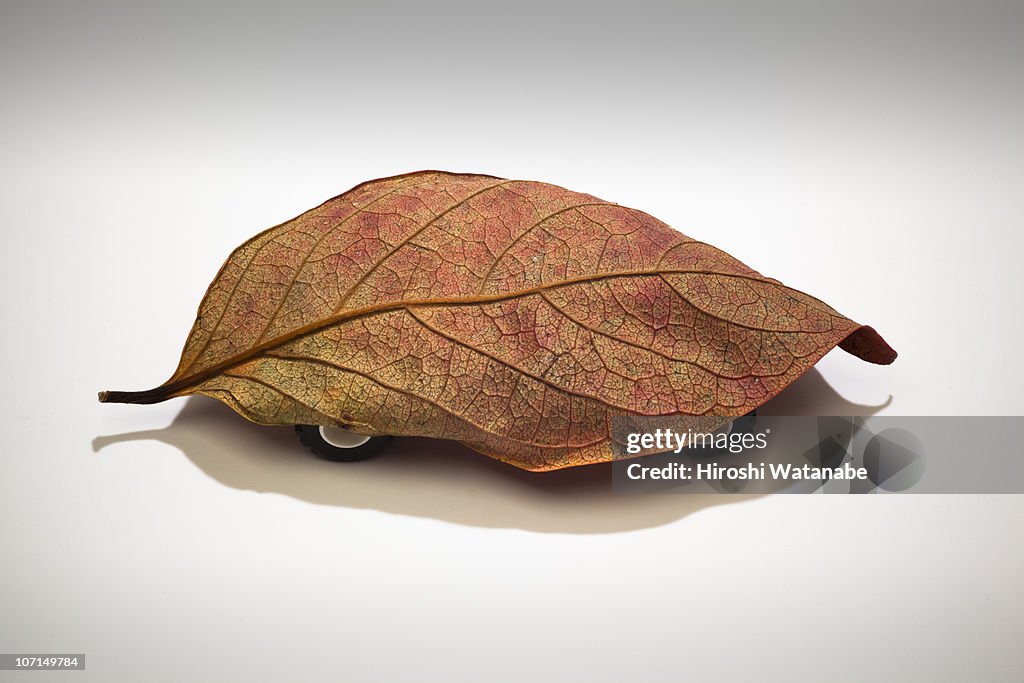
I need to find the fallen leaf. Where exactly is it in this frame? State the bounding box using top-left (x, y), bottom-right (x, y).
top-left (100, 171), bottom-right (896, 471)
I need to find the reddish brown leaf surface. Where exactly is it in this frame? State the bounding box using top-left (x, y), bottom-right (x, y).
top-left (100, 171), bottom-right (896, 471)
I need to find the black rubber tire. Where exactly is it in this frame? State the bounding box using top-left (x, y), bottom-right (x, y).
top-left (674, 410), bottom-right (758, 457)
top-left (729, 410), bottom-right (758, 436)
top-left (294, 425), bottom-right (392, 462)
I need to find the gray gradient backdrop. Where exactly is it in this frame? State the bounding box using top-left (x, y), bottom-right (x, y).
top-left (2, 1), bottom-right (1023, 682)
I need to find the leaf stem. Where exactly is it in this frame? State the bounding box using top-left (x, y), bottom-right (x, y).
top-left (97, 387), bottom-right (173, 404)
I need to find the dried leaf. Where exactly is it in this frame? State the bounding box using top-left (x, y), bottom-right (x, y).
top-left (100, 171), bottom-right (896, 471)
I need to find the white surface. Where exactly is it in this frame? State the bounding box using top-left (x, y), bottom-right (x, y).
top-left (2, 1), bottom-right (1023, 681)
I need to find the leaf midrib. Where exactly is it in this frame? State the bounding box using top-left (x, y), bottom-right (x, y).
top-left (151, 267), bottom-right (845, 401)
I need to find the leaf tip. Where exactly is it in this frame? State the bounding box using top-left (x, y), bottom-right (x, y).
top-left (840, 326), bottom-right (897, 365)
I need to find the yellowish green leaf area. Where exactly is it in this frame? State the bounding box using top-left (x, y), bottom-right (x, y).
top-left (100, 171), bottom-right (896, 471)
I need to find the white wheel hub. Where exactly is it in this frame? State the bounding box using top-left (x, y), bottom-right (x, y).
top-left (319, 426), bottom-right (371, 449)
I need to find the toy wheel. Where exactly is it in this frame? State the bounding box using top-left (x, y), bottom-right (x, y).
top-left (726, 410), bottom-right (757, 435)
top-left (295, 425), bottom-right (392, 462)
top-left (675, 410), bottom-right (758, 457)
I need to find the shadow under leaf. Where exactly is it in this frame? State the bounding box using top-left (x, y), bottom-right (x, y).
top-left (92, 368), bottom-right (889, 533)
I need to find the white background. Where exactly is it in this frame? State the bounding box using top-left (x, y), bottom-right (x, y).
top-left (2, 1), bottom-right (1022, 681)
